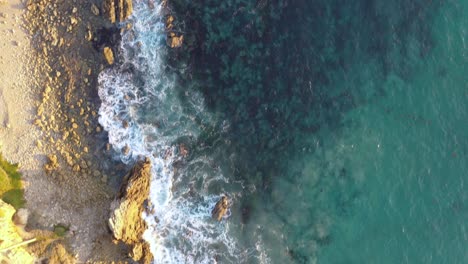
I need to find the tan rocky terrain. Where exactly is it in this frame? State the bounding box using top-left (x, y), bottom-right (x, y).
top-left (0, 0), bottom-right (146, 262)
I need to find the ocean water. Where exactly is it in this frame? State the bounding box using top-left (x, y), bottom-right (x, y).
top-left (98, 0), bottom-right (467, 263)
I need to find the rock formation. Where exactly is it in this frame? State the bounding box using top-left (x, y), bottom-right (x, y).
top-left (167, 34), bottom-right (184, 48)
top-left (165, 15), bottom-right (184, 48)
top-left (103, 47), bottom-right (114, 65)
top-left (102, 0), bottom-right (133, 23)
top-left (211, 196), bottom-right (229, 221)
top-left (108, 158), bottom-right (153, 264)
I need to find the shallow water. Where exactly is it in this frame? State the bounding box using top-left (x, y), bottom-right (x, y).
top-left (98, 0), bottom-right (467, 263)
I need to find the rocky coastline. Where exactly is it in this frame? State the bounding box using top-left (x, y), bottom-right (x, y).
top-left (0, 0), bottom-right (155, 262)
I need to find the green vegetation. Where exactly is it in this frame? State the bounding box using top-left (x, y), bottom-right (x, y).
top-left (0, 153), bottom-right (25, 209)
top-left (53, 224), bottom-right (69, 237)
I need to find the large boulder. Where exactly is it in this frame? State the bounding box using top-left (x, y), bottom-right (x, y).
top-left (211, 196), bottom-right (229, 221)
top-left (108, 158), bottom-right (152, 264)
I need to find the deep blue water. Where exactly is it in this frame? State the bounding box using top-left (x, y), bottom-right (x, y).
top-left (98, 0), bottom-right (467, 263)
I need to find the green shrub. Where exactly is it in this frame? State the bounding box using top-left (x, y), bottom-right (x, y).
top-left (0, 153), bottom-right (25, 209)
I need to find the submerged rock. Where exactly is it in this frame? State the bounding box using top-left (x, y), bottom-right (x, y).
top-left (91, 3), bottom-right (100, 16)
top-left (108, 158), bottom-right (153, 264)
top-left (211, 196), bottom-right (229, 221)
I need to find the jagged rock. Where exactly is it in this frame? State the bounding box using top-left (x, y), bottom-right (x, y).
top-left (167, 35), bottom-right (184, 48)
top-left (102, 0), bottom-right (133, 23)
top-left (102, 0), bottom-right (116, 23)
top-left (109, 158), bottom-right (153, 263)
top-left (44, 154), bottom-right (59, 172)
top-left (118, 0), bottom-right (133, 22)
top-left (211, 196), bottom-right (229, 221)
top-left (103, 47), bottom-right (114, 65)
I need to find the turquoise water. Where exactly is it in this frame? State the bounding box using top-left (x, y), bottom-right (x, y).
top-left (317, 3), bottom-right (468, 262)
top-left (98, 0), bottom-right (467, 263)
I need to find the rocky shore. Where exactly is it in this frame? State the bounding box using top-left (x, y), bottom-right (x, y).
top-left (0, 0), bottom-right (154, 262)
top-left (109, 158), bottom-right (153, 264)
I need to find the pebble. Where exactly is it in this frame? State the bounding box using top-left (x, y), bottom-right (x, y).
top-left (91, 4), bottom-right (100, 16)
top-left (101, 175), bottom-right (108, 183)
top-left (73, 164), bottom-right (81, 172)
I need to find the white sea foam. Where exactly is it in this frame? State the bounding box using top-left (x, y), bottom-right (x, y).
top-left (97, 1), bottom-right (253, 263)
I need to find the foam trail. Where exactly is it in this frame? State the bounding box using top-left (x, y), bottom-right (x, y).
top-left (97, 1), bottom-right (262, 263)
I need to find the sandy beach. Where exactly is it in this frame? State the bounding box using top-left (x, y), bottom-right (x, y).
top-left (1, 0), bottom-right (133, 262)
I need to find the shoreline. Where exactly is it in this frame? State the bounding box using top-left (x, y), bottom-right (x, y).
top-left (1, 0), bottom-right (136, 262)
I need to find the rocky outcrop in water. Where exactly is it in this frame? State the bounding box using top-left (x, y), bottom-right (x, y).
top-left (102, 0), bottom-right (133, 23)
top-left (103, 47), bottom-right (114, 65)
top-left (108, 158), bottom-right (153, 264)
top-left (165, 15), bottom-right (184, 48)
top-left (211, 196), bottom-right (229, 221)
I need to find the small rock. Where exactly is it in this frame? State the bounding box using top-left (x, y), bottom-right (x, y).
top-left (73, 164), bottom-right (81, 172)
top-left (86, 29), bottom-right (93, 41)
top-left (13, 208), bottom-right (29, 226)
top-left (122, 145), bottom-right (130, 155)
top-left (102, 0), bottom-right (116, 23)
top-left (45, 154), bottom-right (59, 172)
top-left (93, 170), bottom-right (101, 177)
top-left (166, 16), bottom-right (174, 25)
top-left (80, 161), bottom-right (88, 169)
top-left (103, 47), bottom-right (114, 65)
top-left (211, 196), bottom-right (229, 221)
top-left (91, 4), bottom-right (100, 16)
top-left (167, 35), bottom-right (184, 48)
